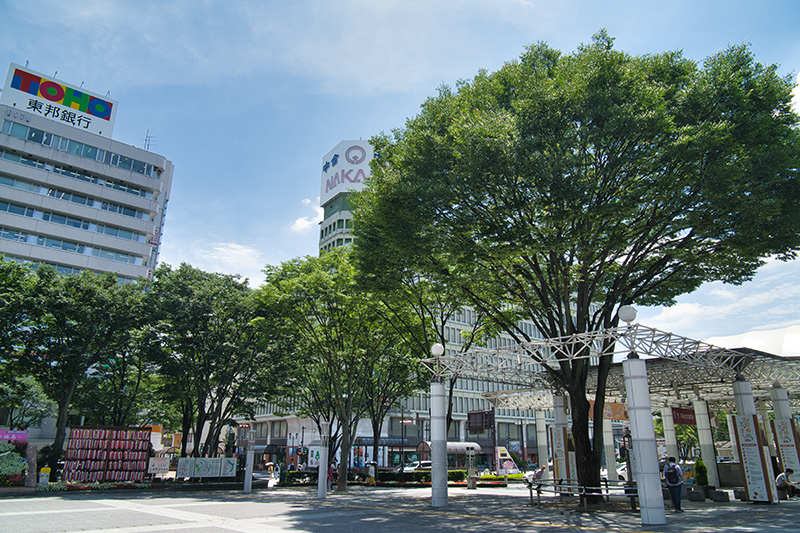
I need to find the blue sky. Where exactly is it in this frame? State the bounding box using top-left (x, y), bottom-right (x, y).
top-left (2, 0), bottom-right (799, 341)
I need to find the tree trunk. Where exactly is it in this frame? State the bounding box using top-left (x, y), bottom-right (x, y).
top-left (51, 377), bottom-right (78, 469)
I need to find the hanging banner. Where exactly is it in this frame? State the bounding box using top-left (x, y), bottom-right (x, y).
top-left (672, 407), bottom-right (697, 426)
top-left (589, 401), bottom-right (629, 421)
top-left (772, 418), bottom-right (800, 473)
top-left (733, 414), bottom-right (777, 503)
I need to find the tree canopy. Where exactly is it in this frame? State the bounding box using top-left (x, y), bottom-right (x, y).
top-left (353, 31), bottom-right (800, 488)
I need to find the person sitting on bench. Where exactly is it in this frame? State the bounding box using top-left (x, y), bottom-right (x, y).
top-left (777, 468), bottom-right (800, 499)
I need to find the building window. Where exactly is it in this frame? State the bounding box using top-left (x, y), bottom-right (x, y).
top-left (270, 420), bottom-right (287, 438)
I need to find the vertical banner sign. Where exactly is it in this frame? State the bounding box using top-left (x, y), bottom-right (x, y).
top-left (772, 419), bottom-right (800, 473)
top-left (733, 414), bottom-right (776, 503)
top-left (550, 426), bottom-right (570, 482)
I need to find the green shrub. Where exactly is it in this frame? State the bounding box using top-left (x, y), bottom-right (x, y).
top-left (695, 458), bottom-right (709, 486)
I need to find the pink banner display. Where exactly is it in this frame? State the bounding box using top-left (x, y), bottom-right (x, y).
top-left (734, 415), bottom-right (775, 503)
top-left (0, 430), bottom-right (27, 441)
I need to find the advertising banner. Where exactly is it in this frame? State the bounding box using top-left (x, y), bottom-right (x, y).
top-left (772, 418), bottom-right (800, 473)
top-left (219, 457), bottom-right (237, 477)
top-left (733, 414), bottom-right (777, 503)
top-left (176, 457), bottom-right (194, 478)
top-left (147, 457), bottom-right (170, 474)
top-left (193, 457), bottom-right (221, 478)
top-left (550, 426), bottom-right (570, 481)
top-left (1, 63), bottom-right (117, 137)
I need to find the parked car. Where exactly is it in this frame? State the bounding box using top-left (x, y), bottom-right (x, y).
top-left (601, 463), bottom-right (628, 482)
top-left (402, 461), bottom-right (431, 473)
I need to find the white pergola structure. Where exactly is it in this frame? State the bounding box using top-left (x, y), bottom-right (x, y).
top-left (421, 321), bottom-right (800, 525)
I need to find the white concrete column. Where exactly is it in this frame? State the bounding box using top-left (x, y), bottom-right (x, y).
top-left (535, 409), bottom-right (549, 478)
top-left (733, 377), bottom-right (756, 416)
top-left (623, 356), bottom-right (666, 526)
top-left (661, 407), bottom-right (680, 461)
top-left (521, 421), bottom-right (528, 463)
top-left (243, 430), bottom-right (255, 493)
top-left (726, 414), bottom-right (739, 462)
top-left (553, 393), bottom-right (568, 429)
top-left (693, 399), bottom-right (720, 488)
top-left (431, 380), bottom-right (448, 508)
top-left (758, 400), bottom-right (777, 459)
top-left (317, 422), bottom-right (329, 499)
top-left (603, 418), bottom-right (618, 480)
top-left (771, 384), bottom-right (792, 419)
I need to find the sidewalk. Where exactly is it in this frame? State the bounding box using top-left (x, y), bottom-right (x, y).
top-left (4, 482), bottom-right (800, 532)
top-left (295, 483), bottom-right (800, 532)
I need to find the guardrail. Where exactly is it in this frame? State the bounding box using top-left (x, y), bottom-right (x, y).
top-left (526, 479), bottom-right (638, 512)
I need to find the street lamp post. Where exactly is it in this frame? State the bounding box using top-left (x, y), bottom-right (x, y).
top-left (430, 342), bottom-right (447, 508)
top-left (317, 421), bottom-right (330, 499)
top-left (243, 428), bottom-right (255, 493)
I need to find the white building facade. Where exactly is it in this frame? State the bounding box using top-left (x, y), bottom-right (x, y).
top-left (0, 63), bottom-right (172, 281)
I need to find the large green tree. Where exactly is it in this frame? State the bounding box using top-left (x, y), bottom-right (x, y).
top-left (257, 249), bottom-right (413, 490)
top-left (19, 267), bottom-right (136, 466)
top-left (353, 31), bottom-right (800, 490)
top-left (148, 263), bottom-right (290, 458)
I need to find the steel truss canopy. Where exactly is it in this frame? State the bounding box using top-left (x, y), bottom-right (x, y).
top-left (421, 324), bottom-right (800, 411)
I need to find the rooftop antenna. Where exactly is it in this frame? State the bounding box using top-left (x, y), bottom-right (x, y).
top-left (143, 129), bottom-right (156, 151)
top-left (25, 60), bottom-right (29, 67)
top-left (105, 91), bottom-right (110, 97)
top-left (80, 81), bottom-right (84, 88)
top-left (53, 71), bottom-right (57, 78)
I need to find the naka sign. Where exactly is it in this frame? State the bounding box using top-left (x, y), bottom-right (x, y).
top-left (320, 140), bottom-right (372, 205)
top-left (1, 63), bottom-right (118, 137)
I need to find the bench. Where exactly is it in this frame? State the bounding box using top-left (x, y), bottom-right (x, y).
top-left (526, 479), bottom-right (638, 512)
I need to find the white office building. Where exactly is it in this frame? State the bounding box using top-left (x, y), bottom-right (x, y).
top-left (0, 63), bottom-right (172, 281)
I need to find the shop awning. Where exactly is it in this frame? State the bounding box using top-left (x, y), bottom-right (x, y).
top-left (416, 441), bottom-right (483, 454)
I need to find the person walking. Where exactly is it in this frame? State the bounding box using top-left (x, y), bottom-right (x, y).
top-left (367, 462), bottom-right (377, 486)
top-left (663, 457), bottom-right (684, 512)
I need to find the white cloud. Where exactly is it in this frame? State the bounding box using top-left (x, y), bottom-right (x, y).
top-left (291, 199), bottom-right (323, 232)
top-left (197, 242), bottom-right (263, 272)
top-left (158, 241), bottom-right (265, 287)
top-left (637, 258), bottom-right (800, 340)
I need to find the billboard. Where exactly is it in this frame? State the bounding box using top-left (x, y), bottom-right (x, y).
top-left (1, 63), bottom-right (117, 137)
top-left (320, 140), bottom-right (372, 205)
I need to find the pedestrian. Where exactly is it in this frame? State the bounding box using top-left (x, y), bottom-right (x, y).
top-left (367, 462), bottom-right (376, 486)
top-left (327, 462), bottom-right (335, 491)
top-left (663, 457), bottom-right (684, 512)
top-left (776, 468), bottom-right (800, 499)
top-left (523, 464), bottom-right (547, 488)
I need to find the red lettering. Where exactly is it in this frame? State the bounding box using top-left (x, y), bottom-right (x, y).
top-left (11, 69), bottom-right (41, 94)
top-left (342, 169), bottom-right (354, 182)
top-left (354, 169), bottom-right (367, 183)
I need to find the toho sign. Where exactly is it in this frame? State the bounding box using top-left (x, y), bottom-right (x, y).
top-left (1, 63), bottom-right (117, 137)
top-left (320, 140), bottom-right (372, 205)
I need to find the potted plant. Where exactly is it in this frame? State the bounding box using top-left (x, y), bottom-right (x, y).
top-left (694, 458), bottom-right (713, 498)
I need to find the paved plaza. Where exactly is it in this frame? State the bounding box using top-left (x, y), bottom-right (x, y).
top-left (3, 484), bottom-right (800, 532)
